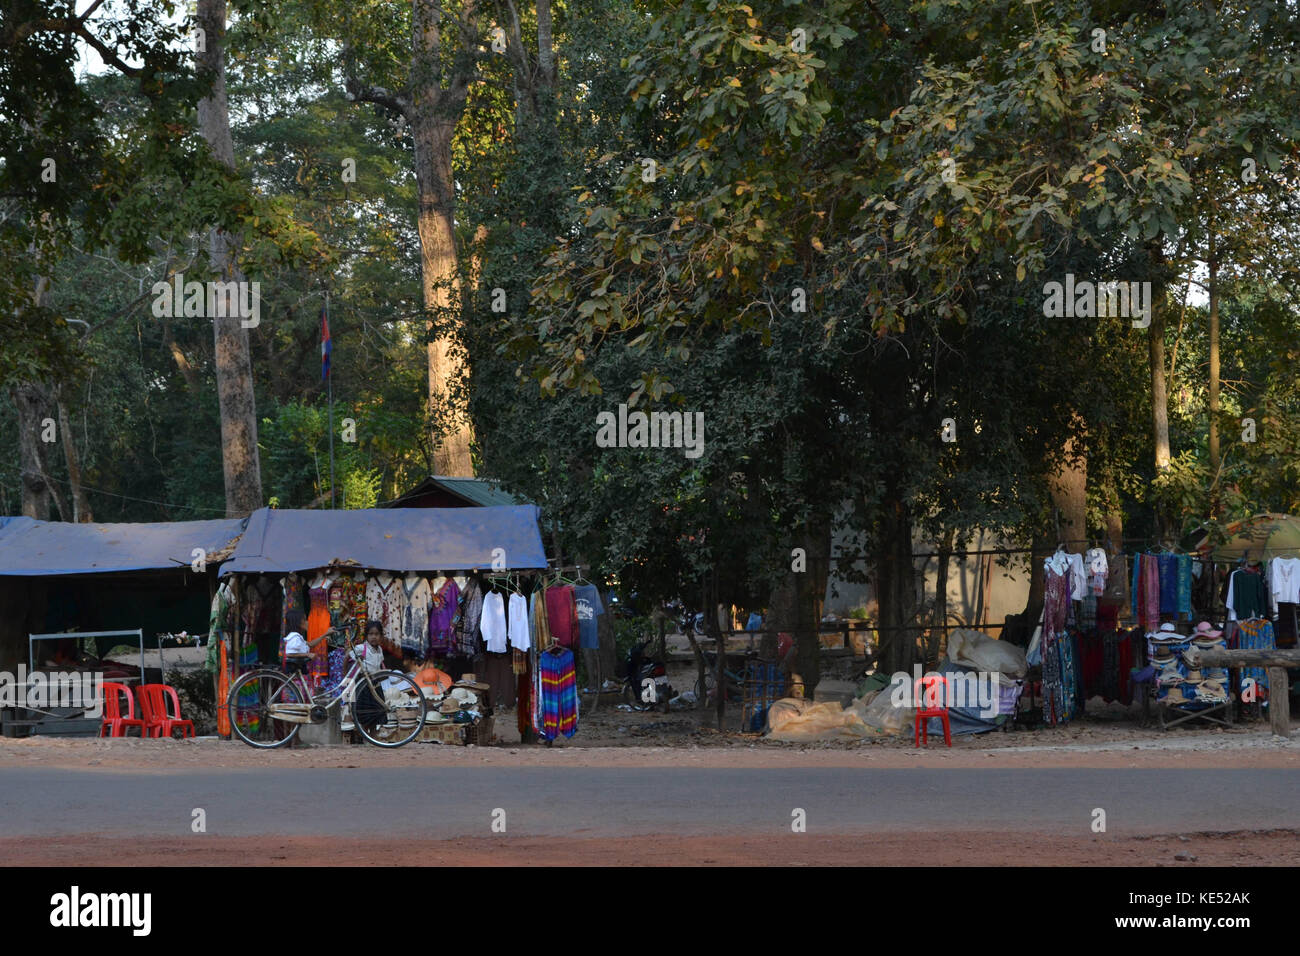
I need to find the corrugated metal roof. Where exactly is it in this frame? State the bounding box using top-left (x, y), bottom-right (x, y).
top-left (386, 476), bottom-right (525, 508)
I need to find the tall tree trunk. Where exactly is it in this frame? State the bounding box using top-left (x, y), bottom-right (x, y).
top-left (1149, 297), bottom-right (1171, 474)
top-left (1050, 416), bottom-right (1088, 553)
top-left (932, 528), bottom-right (954, 664)
top-left (198, 0), bottom-right (263, 516)
top-left (412, 1), bottom-right (475, 477)
top-left (876, 498), bottom-right (919, 677)
top-left (1207, 221), bottom-right (1221, 516)
top-left (12, 385), bottom-right (62, 520)
top-left (53, 386), bottom-right (92, 522)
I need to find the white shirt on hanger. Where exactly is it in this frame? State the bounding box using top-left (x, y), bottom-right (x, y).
top-left (1270, 557), bottom-right (1300, 607)
top-left (508, 592), bottom-right (530, 650)
top-left (480, 591), bottom-right (508, 653)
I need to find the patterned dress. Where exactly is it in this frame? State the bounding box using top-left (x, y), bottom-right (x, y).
top-left (1041, 564), bottom-right (1076, 725)
top-left (402, 574), bottom-right (432, 659)
top-left (366, 574), bottom-right (405, 657)
top-left (427, 578), bottom-right (460, 656)
top-left (307, 580), bottom-right (332, 689)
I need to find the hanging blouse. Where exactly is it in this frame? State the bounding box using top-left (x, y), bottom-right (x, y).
top-left (402, 574), bottom-right (433, 657)
top-left (428, 578), bottom-right (461, 655)
top-left (367, 572), bottom-right (406, 656)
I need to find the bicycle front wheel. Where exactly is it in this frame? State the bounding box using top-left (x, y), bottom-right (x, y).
top-left (227, 668), bottom-right (304, 749)
top-left (351, 670), bottom-right (427, 747)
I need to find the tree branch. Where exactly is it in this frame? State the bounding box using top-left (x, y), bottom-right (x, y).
top-left (344, 77), bottom-right (414, 121)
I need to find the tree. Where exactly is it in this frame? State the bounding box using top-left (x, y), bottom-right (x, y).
top-left (198, 0), bottom-right (264, 516)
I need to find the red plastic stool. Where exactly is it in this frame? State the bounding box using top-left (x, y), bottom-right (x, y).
top-left (914, 674), bottom-right (952, 747)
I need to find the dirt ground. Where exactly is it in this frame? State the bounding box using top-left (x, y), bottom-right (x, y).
top-left (0, 715), bottom-right (1297, 770)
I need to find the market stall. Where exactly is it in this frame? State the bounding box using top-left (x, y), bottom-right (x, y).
top-left (215, 504), bottom-right (593, 745)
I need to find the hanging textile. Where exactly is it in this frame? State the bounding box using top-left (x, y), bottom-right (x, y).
top-left (1157, 553), bottom-right (1178, 615)
top-left (452, 576), bottom-right (484, 657)
top-left (428, 577), bottom-right (460, 655)
top-left (516, 664), bottom-right (532, 737)
top-left (1041, 563), bottom-right (1075, 725)
top-left (402, 573), bottom-right (432, 658)
top-left (306, 576), bottom-right (333, 689)
top-left (1227, 567), bottom-right (1269, 622)
top-left (538, 646), bottom-right (578, 740)
top-left (1233, 617), bottom-right (1276, 697)
top-left (341, 572), bottom-right (368, 637)
top-left (508, 592), bottom-right (531, 650)
top-left (366, 572), bottom-right (405, 656)
top-left (544, 585), bottom-right (580, 648)
top-left (1175, 554), bottom-right (1192, 619)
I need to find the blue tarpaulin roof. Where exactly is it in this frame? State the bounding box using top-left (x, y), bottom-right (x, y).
top-left (0, 516), bottom-right (246, 576)
top-left (220, 505), bottom-right (548, 575)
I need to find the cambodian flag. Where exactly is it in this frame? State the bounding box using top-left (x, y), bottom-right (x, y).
top-left (320, 307), bottom-right (332, 381)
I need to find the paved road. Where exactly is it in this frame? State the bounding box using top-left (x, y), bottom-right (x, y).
top-left (2, 768), bottom-right (1296, 838)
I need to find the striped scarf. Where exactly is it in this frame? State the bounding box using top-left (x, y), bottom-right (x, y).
top-left (538, 647), bottom-right (577, 741)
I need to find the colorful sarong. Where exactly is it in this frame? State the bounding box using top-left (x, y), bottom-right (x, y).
top-left (538, 647), bottom-right (578, 740)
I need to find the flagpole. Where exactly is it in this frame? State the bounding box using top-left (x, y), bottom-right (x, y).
top-left (326, 291), bottom-right (335, 510)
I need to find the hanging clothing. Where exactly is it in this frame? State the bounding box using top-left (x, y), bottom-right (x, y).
top-left (280, 572), bottom-right (305, 645)
top-left (1157, 554), bottom-right (1178, 615)
top-left (545, 585), bottom-right (580, 648)
top-left (1233, 617), bottom-right (1276, 697)
top-left (480, 590), bottom-right (508, 653)
top-left (507, 592), bottom-right (531, 650)
top-left (366, 572), bottom-right (406, 656)
top-left (241, 576), bottom-right (278, 637)
top-left (516, 665), bottom-right (532, 737)
top-left (341, 572), bottom-right (368, 636)
top-left (573, 584), bottom-right (605, 650)
top-left (538, 646), bottom-right (578, 740)
top-left (1175, 554), bottom-right (1193, 619)
top-left (402, 574), bottom-right (433, 658)
top-left (452, 576), bottom-right (484, 657)
top-left (1227, 567), bottom-right (1269, 622)
top-left (1040, 561), bottom-right (1075, 725)
top-left (306, 578), bottom-right (332, 688)
top-left (427, 578), bottom-right (460, 655)
top-left (1043, 563), bottom-right (1070, 634)
top-left (530, 589), bottom-right (552, 648)
top-left (1085, 548), bottom-right (1108, 597)
top-left (1270, 557), bottom-right (1300, 608)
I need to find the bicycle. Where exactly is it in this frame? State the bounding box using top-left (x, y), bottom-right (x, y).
top-left (226, 621), bottom-right (427, 749)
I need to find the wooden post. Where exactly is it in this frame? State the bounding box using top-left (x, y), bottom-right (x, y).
top-left (1194, 649), bottom-right (1296, 736)
top-left (1267, 667), bottom-right (1290, 736)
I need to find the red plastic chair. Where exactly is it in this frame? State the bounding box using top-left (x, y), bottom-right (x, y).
top-left (135, 685), bottom-right (166, 738)
top-left (914, 674), bottom-right (952, 748)
top-left (152, 684), bottom-right (196, 739)
top-left (99, 682), bottom-right (145, 738)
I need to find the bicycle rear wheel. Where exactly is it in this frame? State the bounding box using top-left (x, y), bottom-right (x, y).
top-left (227, 668), bottom-right (304, 748)
top-left (351, 670), bottom-right (427, 747)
